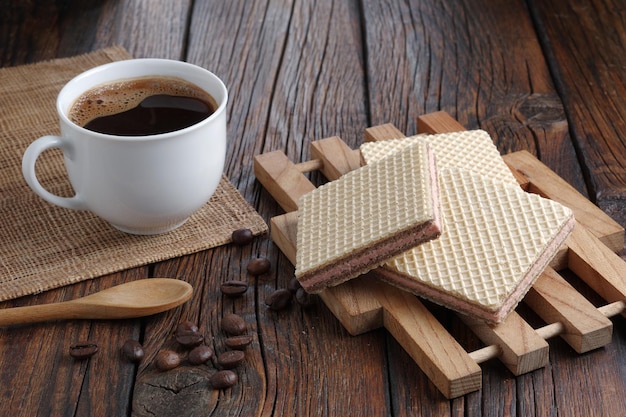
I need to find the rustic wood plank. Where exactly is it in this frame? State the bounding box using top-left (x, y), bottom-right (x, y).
top-left (242, 1), bottom-right (389, 415)
top-left (254, 151), bottom-right (316, 212)
top-left (0, 270), bottom-right (145, 417)
top-left (360, 0), bottom-right (587, 201)
top-left (181, 1), bottom-right (392, 416)
top-left (185, 0), bottom-right (294, 198)
top-left (1, 0), bottom-right (625, 415)
top-left (461, 312), bottom-right (549, 376)
top-left (417, 111), bottom-right (468, 135)
top-left (364, 124), bottom-right (406, 142)
top-left (0, 0), bottom-right (191, 65)
top-left (524, 267), bottom-right (613, 353)
top-left (310, 136), bottom-right (362, 179)
top-left (270, 212), bottom-right (298, 263)
top-left (318, 277), bottom-right (385, 336)
top-left (528, 0), bottom-right (626, 231)
top-left (374, 281), bottom-right (482, 399)
top-left (567, 222), bottom-right (626, 313)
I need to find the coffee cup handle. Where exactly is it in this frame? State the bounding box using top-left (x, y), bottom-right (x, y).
top-left (22, 135), bottom-right (87, 210)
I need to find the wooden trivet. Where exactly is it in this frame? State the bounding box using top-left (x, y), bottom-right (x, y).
top-left (253, 111), bottom-right (626, 399)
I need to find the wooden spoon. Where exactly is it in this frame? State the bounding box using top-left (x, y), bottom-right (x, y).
top-left (0, 278), bottom-right (193, 326)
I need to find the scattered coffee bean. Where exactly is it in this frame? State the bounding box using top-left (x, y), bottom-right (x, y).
top-left (295, 287), bottom-right (315, 308)
top-left (155, 349), bottom-right (181, 371)
top-left (217, 350), bottom-right (245, 369)
top-left (231, 228), bottom-right (254, 246)
top-left (246, 257), bottom-right (271, 276)
top-left (209, 370), bottom-right (238, 389)
top-left (224, 335), bottom-right (253, 350)
top-left (287, 277), bottom-right (302, 293)
top-left (221, 313), bottom-right (247, 335)
top-left (265, 288), bottom-right (292, 311)
top-left (176, 320), bottom-right (199, 334)
top-left (69, 341), bottom-right (99, 360)
top-left (121, 339), bottom-right (144, 363)
top-left (188, 345), bottom-right (213, 365)
top-left (176, 330), bottom-right (204, 348)
top-left (220, 280), bottom-right (249, 297)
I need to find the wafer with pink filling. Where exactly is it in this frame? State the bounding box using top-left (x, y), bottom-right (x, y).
top-left (361, 131), bottom-right (575, 323)
top-left (295, 141), bottom-right (442, 293)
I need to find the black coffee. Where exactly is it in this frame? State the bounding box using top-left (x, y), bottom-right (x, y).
top-left (69, 76), bottom-right (217, 136)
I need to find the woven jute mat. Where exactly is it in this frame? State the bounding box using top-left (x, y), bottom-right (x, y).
top-left (0, 46), bottom-right (267, 301)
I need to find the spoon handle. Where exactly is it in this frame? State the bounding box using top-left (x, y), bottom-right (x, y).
top-left (0, 301), bottom-right (88, 326)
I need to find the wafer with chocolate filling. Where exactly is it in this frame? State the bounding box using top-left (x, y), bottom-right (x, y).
top-left (361, 131), bottom-right (575, 323)
top-left (295, 141), bottom-right (442, 293)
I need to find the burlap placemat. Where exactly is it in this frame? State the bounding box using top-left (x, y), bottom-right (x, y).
top-left (0, 46), bottom-right (267, 301)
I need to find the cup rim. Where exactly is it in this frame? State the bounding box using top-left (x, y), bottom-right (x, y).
top-left (57, 58), bottom-right (228, 141)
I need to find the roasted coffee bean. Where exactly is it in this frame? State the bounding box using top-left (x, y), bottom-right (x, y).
top-left (121, 339), bottom-right (144, 363)
top-left (224, 335), bottom-right (253, 350)
top-left (220, 280), bottom-right (249, 297)
top-left (265, 288), bottom-right (292, 311)
top-left (231, 228), bottom-right (254, 246)
top-left (176, 320), bottom-right (199, 334)
top-left (246, 257), bottom-right (271, 276)
top-left (217, 350), bottom-right (245, 369)
top-left (69, 341), bottom-right (99, 360)
top-left (176, 330), bottom-right (204, 348)
top-left (295, 287), bottom-right (315, 308)
top-left (287, 277), bottom-right (302, 293)
top-left (221, 313), bottom-right (247, 335)
top-left (155, 349), bottom-right (181, 371)
top-left (209, 370), bottom-right (238, 389)
top-left (188, 345), bottom-right (213, 365)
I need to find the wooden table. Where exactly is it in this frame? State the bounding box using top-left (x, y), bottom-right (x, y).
top-left (1, 1), bottom-right (624, 416)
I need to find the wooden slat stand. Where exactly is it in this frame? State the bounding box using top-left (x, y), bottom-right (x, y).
top-left (253, 112), bottom-right (626, 399)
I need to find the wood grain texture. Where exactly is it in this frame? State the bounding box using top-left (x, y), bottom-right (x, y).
top-left (0, 269), bottom-right (146, 417)
top-left (567, 222), bottom-right (626, 307)
top-left (178, 1), bottom-right (387, 416)
top-left (461, 312), bottom-right (549, 376)
top-left (524, 267), bottom-right (613, 353)
top-left (0, 0), bottom-right (625, 415)
top-left (528, 0), bottom-right (626, 230)
top-left (360, 0), bottom-right (586, 200)
top-left (376, 281), bottom-right (482, 398)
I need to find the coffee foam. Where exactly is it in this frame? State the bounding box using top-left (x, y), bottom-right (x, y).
top-left (68, 76), bottom-right (217, 127)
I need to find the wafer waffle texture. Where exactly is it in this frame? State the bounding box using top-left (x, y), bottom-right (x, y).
top-left (295, 140), bottom-right (442, 293)
top-left (361, 130), bottom-right (520, 188)
top-left (361, 131), bottom-right (575, 323)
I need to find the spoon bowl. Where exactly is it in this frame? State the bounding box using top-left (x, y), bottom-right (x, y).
top-left (0, 278), bottom-right (193, 326)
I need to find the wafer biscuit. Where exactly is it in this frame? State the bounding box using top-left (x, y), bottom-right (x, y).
top-left (295, 141), bottom-right (442, 293)
top-left (361, 130), bottom-right (519, 188)
top-left (361, 130), bottom-right (574, 323)
top-left (375, 167), bottom-right (574, 323)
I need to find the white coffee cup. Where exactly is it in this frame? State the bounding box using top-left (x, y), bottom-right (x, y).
top-left (22, 59), bottom-right (228, 235)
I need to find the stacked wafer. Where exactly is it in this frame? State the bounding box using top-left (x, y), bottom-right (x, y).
top-left (296, 129), bottom-right (575, 324)
top-left (296, 140), bottom-right (442, 293)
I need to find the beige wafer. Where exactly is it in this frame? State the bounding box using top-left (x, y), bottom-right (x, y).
top-left (362, 130), bottom-right (574, 322)
top-left (378, 169), bottom-right (574, 322)
top-left (375, 167), bottom-right (575, 323)
top-left (361, 130), bottom-right (520, 188)
top-left (295, 141), bottom-right (442, 293)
